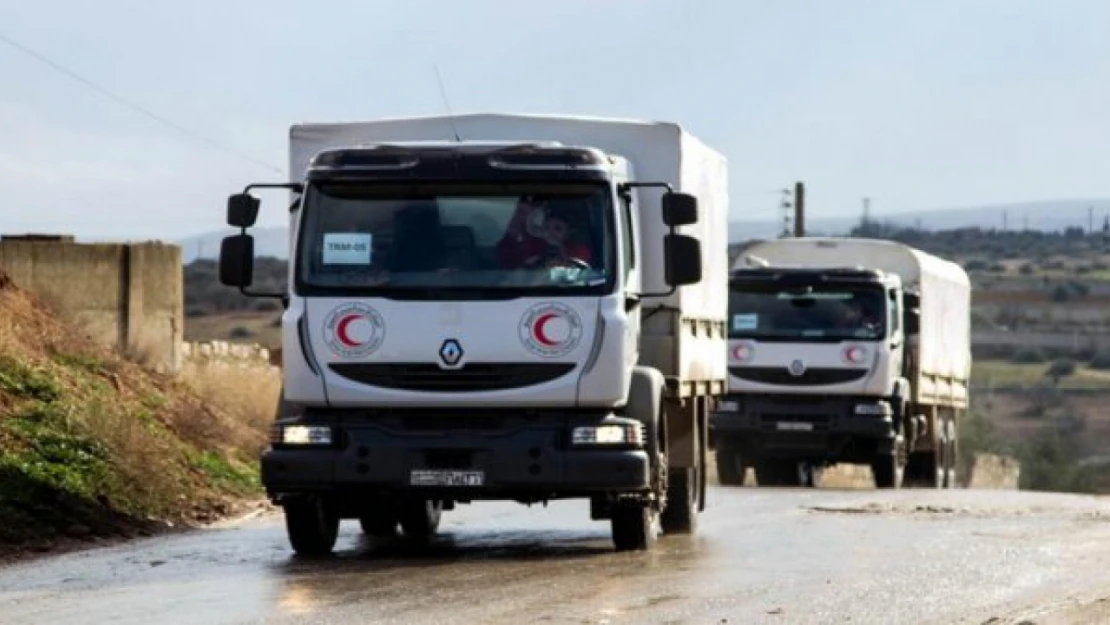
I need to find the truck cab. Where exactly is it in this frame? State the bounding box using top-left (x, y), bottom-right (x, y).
top-left (218, 119), bottom-right (726, 555)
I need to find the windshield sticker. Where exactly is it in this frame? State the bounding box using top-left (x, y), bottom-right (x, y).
top-left (519, 302), bottom-right (583, 358)
top-left (322, 233), bottom-right (372, 265)
top-left (323, 303), bottom-right (385, 358)
top-left (732, 314), bottom-right (758, 331)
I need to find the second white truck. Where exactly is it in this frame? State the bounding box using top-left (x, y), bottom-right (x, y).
top-left (712, 237), bottom-right (971, 488)
top-left (218, 113), bottom-right (729, 553)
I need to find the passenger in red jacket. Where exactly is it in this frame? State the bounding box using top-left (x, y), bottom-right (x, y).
top-left (497, 197), bottom-right (593, 269)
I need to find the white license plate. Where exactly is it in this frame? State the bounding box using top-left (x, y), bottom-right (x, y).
top-left (409, 470), bottom-right (485, 487)
top-left (776, 422), bottom-right (814, 432)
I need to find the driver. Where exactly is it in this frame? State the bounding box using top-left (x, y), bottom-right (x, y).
top-left (496, 196), bottom-right (592, 269)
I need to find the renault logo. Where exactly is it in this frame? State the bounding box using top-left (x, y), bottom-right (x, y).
top-left (439, 339), bottom-right (464, 367)
top-left (789, 359), bottom-right (806, 377)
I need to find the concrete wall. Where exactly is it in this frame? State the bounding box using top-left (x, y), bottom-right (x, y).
top-left (0, 237), bottom-right (183, 371)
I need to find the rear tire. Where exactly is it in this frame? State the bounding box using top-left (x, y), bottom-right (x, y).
top-left (359, 508), bottom-right (398, 538)
top-left (284, 498), bottom-right (339, 556)
top-left (660, 467), bottom-right (698, 534)
top-left (715, 448), bottom-right (745, 486)
top-left (755, 460), bottom-right (801, 486)
top-left (872, 453), bottom-right (903, 489)
top-left (398, 500), bottom-right (443, 538)
top-left (611, 504), bottom-right (657, 551)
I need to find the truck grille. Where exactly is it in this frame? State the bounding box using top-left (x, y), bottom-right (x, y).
top-left (729, 367), bottom-right (868, 386)
top-left (328, 362), bottom-right (576, 392)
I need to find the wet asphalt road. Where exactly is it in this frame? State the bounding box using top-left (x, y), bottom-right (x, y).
top-left (4, 487), bottom-right (1110, 625)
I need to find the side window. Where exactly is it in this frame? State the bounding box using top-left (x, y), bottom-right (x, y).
top-left (889, 290), bottom-right (900, 332)
top-left (620, 193), bottom-right (636, 277)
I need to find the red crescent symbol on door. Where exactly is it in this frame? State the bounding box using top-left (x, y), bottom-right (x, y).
top-left (532, 313), bottom-right (559, 347)
top-left (336, 313), bottom-right (366, 347)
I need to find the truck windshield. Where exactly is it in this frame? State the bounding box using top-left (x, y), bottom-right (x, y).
top-left (728, 283), bottom-right (887, 341)
top-left (296, 182), bottom-right (613, 296)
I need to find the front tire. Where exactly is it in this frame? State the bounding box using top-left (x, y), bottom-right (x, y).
top-left (284, 498), bottom-right (339, 556)
top-left (660, 467), bottom-right (698, 534)
top-left (611, 504), bottom-right (657, 551)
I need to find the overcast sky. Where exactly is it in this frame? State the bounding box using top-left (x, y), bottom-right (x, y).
top-left (1, 0), bottom-right (1108, 240)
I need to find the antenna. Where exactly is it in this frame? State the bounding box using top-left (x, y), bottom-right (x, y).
top-left (434, 65), bottom-right (462, 142)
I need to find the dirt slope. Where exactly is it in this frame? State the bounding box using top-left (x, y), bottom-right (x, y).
top-left (0, 270), bottom-right (269, 558)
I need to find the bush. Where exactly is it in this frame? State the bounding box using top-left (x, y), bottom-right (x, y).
top-left (1019, 263), bottom-right (1035, 276)
top-left (964, 259), bottom-right (989, 271)
top-left (1090, 351), bottom-right (1110, 370)
top-left (229, 326), bottom-right (255, 339)
top-left (1011, 347), bottom-right (1047, 364)
top-left (1046, 358), bottom-right (1077, 383)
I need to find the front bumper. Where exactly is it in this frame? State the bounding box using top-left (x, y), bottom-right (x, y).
top-left (711, 395), bottom-right (895, 460)
top-left (261, 412), bottom-right (650, 499)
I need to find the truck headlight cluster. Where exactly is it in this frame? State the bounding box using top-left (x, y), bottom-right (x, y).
top-left (571, 422), bottom-right (643, 447)
top-left (854, 402), bottom-right (891, 416)
top-left (271, 424), bottom-right (334, 446)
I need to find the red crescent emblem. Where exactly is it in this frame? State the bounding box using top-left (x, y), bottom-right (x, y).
top-left (336, 313), bottom-right (366, 347)
top-left (532, 312), bottom-right (559, 347)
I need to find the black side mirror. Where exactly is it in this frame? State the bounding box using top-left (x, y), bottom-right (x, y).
top-left (662, 192), bottom-right (698, 227)
top-left (219, 234), bottom-right (255, 288)
top-left (664, 234), bottom-right (702, 286)
top-left (905, 308), bottom-right (921, 335)
top-left (228, 193), bottom-right (261, 228)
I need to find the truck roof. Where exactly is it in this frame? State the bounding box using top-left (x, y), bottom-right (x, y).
top-left (734, 237), bottom-right (969, 291)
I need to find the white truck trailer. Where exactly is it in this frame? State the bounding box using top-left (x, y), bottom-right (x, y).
top-left (218, 113), bottom-right (729, 553)
top-left (712, 237), bottom-right (970, 488)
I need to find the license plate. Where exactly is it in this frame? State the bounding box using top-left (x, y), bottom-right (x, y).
top-left (409, 470), bottom-right (485, 487)
top-left (776, 422), bottom-right (814, 432)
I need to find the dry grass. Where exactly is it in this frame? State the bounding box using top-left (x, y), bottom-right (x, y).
top-left (0, 269), bottom-right (272, 549)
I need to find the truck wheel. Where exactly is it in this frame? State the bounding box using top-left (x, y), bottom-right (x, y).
top-left (358, 509), bottom-right (398, 538)
top-left (801, 463), bottom-right (825, 488)
top-left (871, 454), bottom-right (903, 488)
top-left (284, 498), bottom-right (339, 556)
top-left (754, 460), bottom-right (799, 486)
top-left (611, 504), bottom-right (657, 551)
top-left (398, 500), bottom-right (442, 538)
top-left (661, 467), bottom-right (698, 534)
top-left (715, 448), bottom-right (745, 486)
top-left (944, 412), bottom-right (958, 488)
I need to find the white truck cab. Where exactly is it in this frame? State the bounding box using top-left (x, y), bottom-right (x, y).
top-left (218, 114), bottom-right (728, 554)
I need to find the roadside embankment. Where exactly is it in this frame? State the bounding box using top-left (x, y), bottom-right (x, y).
top-left (0, 270), bottom-right (279, 559)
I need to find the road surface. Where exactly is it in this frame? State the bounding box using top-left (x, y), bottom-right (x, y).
top-left (3, 487), bottom-right (1110, 624)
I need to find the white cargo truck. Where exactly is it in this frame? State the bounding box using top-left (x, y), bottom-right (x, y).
top-left (218, 113), bottom-right (729, 553)
top-left (712, 237), bottom-right (970, 489)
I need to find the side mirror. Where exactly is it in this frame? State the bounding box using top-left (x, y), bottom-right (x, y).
top-left (662, 192), bottom-right (698, 227)
top-left (219, 234), bottom-right (255, 288)
top-left (905, 308), bottom-right (920, 336)
top-left (227, 193), bottom-right (261, 228)
top-left (664, 234), bottom-right (702, 286)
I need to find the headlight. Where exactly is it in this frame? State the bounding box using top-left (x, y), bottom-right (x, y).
top-left (843, 345), bottom-right (869, 365)
top-left (572, 423), bottom-right (643, 447)
top-left (854, 402), bottom-right (891, 416)
top-left (274, 424), bottom-right (334, 445)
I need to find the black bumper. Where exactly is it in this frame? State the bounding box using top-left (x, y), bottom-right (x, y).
top-left (711, 395), bottom-right (895, 461)
top-left (261, 413), bottom-right (650, 500)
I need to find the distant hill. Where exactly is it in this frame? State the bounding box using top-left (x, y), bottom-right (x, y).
top-left (179, 227), bottom-right (288, 264)
top-left (176, 198), bottom-right (1110, 261)
top-left (731, 198), bottom-right (1110, 242)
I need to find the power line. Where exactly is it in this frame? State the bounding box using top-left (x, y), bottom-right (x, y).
top-left (0, 29), bottom-right (283, 175)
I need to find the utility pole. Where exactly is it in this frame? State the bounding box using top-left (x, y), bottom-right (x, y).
top-left (779, 188), bottom-right (793, 238)
top-left (793, 181), bottom-right (805, 237)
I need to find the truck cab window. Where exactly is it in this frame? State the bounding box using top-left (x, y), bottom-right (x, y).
top-left (297, 182), bottom-right (614, 295)
top-left (619, 191), bottom-right (636, 278)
